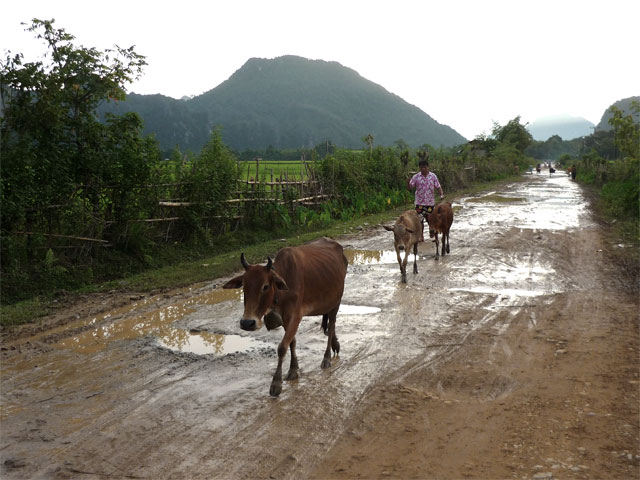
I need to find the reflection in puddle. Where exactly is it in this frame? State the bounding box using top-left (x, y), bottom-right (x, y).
top-left (345, 249), bottom-right (399, 265)
top-left (467, 194), bottom-right (525, 203)
top-left (457, 176), bottom-right (592, 231)
top-left (339, 305), bottom-right (381, 315)
top-left (56, 288), bottom-right (242, 354)
top-left (157, 331), bottom-right (267, 356)
top-left (449, 287), bottom-right (545, 297)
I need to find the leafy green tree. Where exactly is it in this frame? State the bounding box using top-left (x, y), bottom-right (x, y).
top-left (1, 19), bottom-right (150, 233)
top-left (1, 19), bottom-right (157, 299)
top-left (608, 103), bottom-right (640, 159)
top-left (491, 116), bottom-right (533, 153)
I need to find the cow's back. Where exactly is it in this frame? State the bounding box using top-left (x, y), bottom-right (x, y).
top-left (435, 202), bottom-right (454, 229)
top-left (275, 237), bottom-right (347, 316)
top-left (398, 210), bottom-right (421, 233)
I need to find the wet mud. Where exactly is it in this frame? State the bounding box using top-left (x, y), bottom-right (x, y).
top-left (1, 173), bottom-right (638, 479)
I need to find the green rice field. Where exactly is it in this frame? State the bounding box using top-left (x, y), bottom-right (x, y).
top-left (237, 160), bottom-right (313, 181)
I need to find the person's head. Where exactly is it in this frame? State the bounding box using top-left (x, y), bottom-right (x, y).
top-left (418, 160), bottom-right (429, 175)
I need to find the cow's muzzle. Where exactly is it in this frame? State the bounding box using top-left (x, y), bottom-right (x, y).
top-left (240, 319), bottom-right (258, 331)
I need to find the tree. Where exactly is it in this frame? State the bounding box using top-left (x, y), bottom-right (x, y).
top-left (1, 19), bottom-right (155, 260)
top-left (362, 133), bottom-right (374, 155)
top-left (491, 116), bottom-right (533, 153)
top-left (608, 103), bottom-right (640, 159)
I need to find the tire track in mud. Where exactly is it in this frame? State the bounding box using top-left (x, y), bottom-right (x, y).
top-left (1, 174), bottom-right (604, 479)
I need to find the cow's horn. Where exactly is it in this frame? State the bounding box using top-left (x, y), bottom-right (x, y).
top-left (240, 253), bottom-right (250, 270)
top-left (265, 256), bottom-right (273, 271)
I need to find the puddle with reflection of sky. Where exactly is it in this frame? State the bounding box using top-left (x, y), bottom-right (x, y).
top-left (345, 249), bottom-right (399, 265)
top-left (157, 331), bottom-right (268, 356)
top-left (338, 305), bottom-right (381, 315)
top-left (456, 176), bottom-right (592, 232)
top-left (55, 288), bottom-right (241, 354)
top-left (158, 305), bottom-right (381, 355)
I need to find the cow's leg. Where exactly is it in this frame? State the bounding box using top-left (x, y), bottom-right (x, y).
top-left (434, 233), bottom-right (440, 260)
top-left (413, 242), bottom-right (419, 274)
top-left (441, 232), bottom-right (446, 256)
top-left (271, 318), bottom-right (300, 397)
top-left (445, 230), bottom-right (450, 254)
top-left (401, 250), bottom-right (409, 283)
top-left (322, 306), bottom-right (340, 369)
top-left (396, 249), bottom-right (406, 283)
top-left (285, 337), bottom-right (299, 381)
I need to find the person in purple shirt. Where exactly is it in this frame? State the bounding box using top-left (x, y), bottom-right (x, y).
top-left (407, 159), bottom-right (445, 242)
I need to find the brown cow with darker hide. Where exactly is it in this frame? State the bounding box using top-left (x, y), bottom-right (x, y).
top-left (427, 202), bottom-right (454, 260)
top-left (384, 210), bottom-right (422, 283)
top-left (222, 237), bottom-right (348, 397)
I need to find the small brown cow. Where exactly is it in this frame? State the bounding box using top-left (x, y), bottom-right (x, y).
top-left (222, 237), bottom-right (348, 397)
top-left (384, 210), bottom-right (422, 283)
top-left (427, 202), bottom-right (454, 260)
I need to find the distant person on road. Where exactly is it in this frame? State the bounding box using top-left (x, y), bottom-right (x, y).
top-left (570, 164), bottom-right (577, 180)
top-left (407, 157), bottom-right (445, 242)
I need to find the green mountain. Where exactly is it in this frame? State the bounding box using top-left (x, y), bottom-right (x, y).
top-left (596, 96), bottom-right (640, 131)
top-left (99, 55), bottom-right (467, 152)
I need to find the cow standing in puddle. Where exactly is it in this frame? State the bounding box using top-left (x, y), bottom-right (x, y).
top-left (223, 237), bottom-right (348, 397)
top-left (384, 210), bottom-right (422, 283)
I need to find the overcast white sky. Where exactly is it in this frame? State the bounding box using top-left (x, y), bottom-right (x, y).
top-left (2, 0), bottom-right (638, 140)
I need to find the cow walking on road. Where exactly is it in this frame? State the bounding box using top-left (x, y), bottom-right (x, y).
top-left (223, 237), bottom-right (348, 397)
top-left (427, 202), bottom-right (454, 260)
top-left (384, 210), bottom-right (422, 283)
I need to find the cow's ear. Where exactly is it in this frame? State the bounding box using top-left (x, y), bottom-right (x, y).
top-left (406, 227), bottom-right (414, 234)
top-left (272, 272), bottom-right (289, 291)
top-left (222, 274), bottom-right (244, 289)
top-left (383, 225), bottom-right (395, 232)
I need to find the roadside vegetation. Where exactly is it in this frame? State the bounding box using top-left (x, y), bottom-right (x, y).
top-left (562, 103), bottom-right (639, 288)
top-left (2, 19), bottom-right (636, 326)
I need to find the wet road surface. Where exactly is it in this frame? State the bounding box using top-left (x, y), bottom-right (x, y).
top-left (1, 173), bottom-right (598, 479)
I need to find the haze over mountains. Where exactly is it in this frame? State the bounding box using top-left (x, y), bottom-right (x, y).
top-left (526, 115), bottom-right (595, 141)
top-left (99, 55), bottom-right (467, 152)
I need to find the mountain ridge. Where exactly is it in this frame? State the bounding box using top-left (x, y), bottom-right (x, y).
top-left (100, 55), bottom-right (467, 152)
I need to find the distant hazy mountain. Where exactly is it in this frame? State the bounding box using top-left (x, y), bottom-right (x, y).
top-left (99, 55), bottom-right (467, 152)
top-left (527, 115), bottom-right (595, 141)
top-left (595, 96), bottom-right (640, 131)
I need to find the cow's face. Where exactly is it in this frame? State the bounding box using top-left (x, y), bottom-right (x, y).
top-left (384, 224), bottom-right (414, 251)
top-left (222, 255), bottom-right (288, 331)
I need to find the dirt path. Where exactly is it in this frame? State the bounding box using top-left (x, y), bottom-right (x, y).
top-left (1, 173), bottom-right (638, 479)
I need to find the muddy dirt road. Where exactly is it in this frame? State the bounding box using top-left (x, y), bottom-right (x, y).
top-left (1, 173), bottom-right (638, 479)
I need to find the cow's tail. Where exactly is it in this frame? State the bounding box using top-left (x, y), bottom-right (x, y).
top-left (321, 314), bottom-right (329, 335)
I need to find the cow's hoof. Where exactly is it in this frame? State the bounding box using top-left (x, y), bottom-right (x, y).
top-left (401, 275), bottom-right (407, 283)
top-left (321, 357), bottom-right (331, 369)
top-left (270, 381), bottom-right (282, 397)
top-left (285, 369), bottom-right (299, 381)
top-left (446, 246), bottom-right (450, 254)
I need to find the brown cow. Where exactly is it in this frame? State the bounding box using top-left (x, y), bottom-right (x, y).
top-left (383, 210), bottom-right (422, 283)
top-left (222, 237), bottom-right (348, 397)
top-left (427, 202), bottom-right (454, 260)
